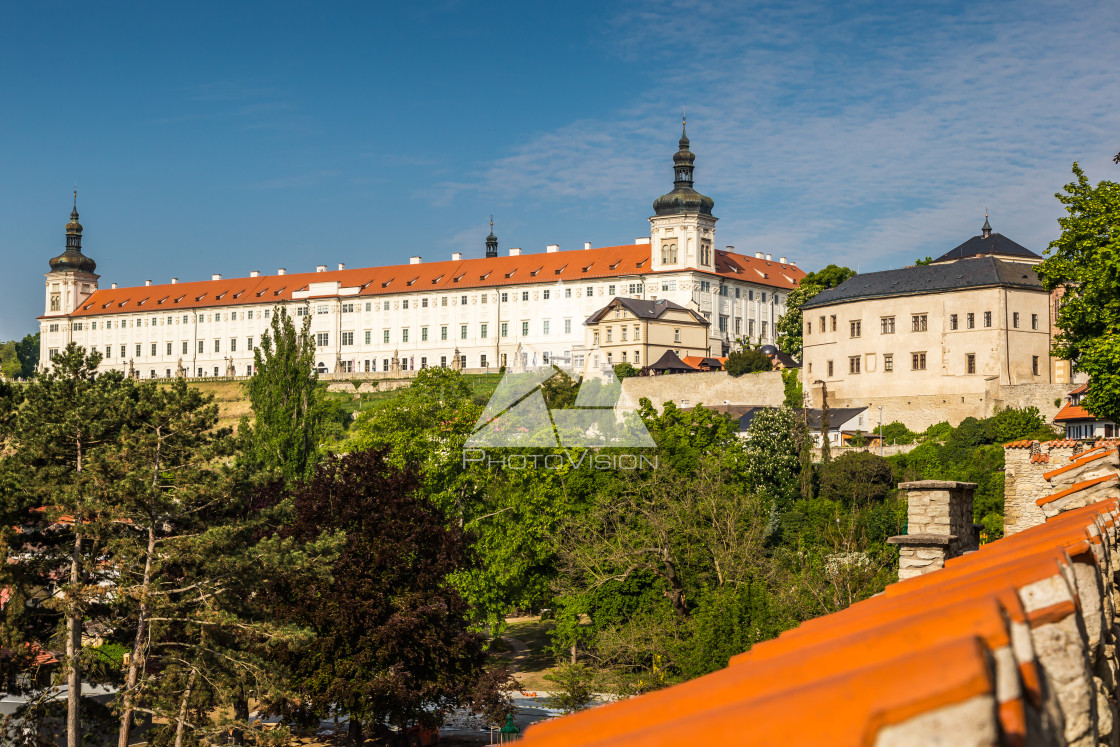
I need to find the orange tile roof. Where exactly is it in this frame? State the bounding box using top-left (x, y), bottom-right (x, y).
top-left (1036, 474), bottom-right (1120, 506)
top-left (1054, 402), bottom-right (1093, 421)
top-left (1003, 439), bottom-right (1036, 449)
top-left (56, 245), bottom-right (806, 318)
top-left (1030, 453), bottom-right (1050, 463)
top-left (1043, 447), bottom-right (1118, 481)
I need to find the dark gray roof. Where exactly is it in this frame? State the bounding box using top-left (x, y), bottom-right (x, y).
top-left (802, 257), bottom-right (1044, 309)
top-left (647, 350), bottom-right (695, 371)
top-left (586, 297), bottom-right (708, 325)
top-left (933, 233), bottom-right (1040, 263)
top-left (730, 406), bottom-right (866, 432)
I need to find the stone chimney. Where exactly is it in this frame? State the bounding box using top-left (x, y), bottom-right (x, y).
top-left (211, 274), bottom-right (222, 281)
top-left (277, 268), bottom-right (287, 275)
top-left (249, 270), bottom-right (259, 278)
top-left (888, 481), bottom-right (979, 580)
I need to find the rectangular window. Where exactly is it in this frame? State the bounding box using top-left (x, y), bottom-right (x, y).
top-left (421, 327), bottom-right (428, 341)
top-left (634, 325), bottom-right (641, 341)
top-left (950, 314), bottom-right (958, 330)
top-left (593, 332), bottom-right (599, 345)
top-left (459, 325), bottom-right (467, 340)
top-left (316, 332), bottom-right (329, 347)
top-left (620, 326), bottom-right (626, 341)
top-left (248, 310), bottom-right (254, 319)
top-left (827, 360), bottom-right (834, 377)
top-left (967, 312), bottom-right (975, 329)
top-left (197, 341), bottom-right (204, 354)
top-left (365, 331), bottom-right (372, 344)
top-left (565, 288), bottom-right (572, 298)
top-left (230, 338), bottom-right (237, 352)
top-left (543, 290), bottom-right (550, 300)
top-left (214, 313), bottom-right (221, 322)
top-left (317, 305), bottom-right (329, 315)
top-left (564, 319), bottom-right (572, 334)
top-left (480, 323), bottom-right (488, 339)
top-left (586, 286), bottom-right (593, 297)
top-left (912, 352), bottom-right (927, 370)
top-left (883, 354), bottom-right (893, 372)
top-left (850, 320), bottom-right (862, 337)
top-left (542, 320), bottom-right (550, 336)
top-left (500, 292), bottom-right (507, 303)
top-left (151, 343), bottom-right (157, 356)
top-left (182, 341), bottom-right (188, 355)
top-left (674, 328), bottom-right (681, 343)
top-left (365, 303), bottom-right (372, 312)
top-left (480, 354), bottom-right (488, 368)
top-left (967, 353), bottom-right (976, 374)
top-left (296, 307), bottom-right (308, 317)
top-left (481, 294), bottom-right (487, 304)
top-left (247, 337), bottom-right (253, 349)
top-left (1033, 356), bottom-right (1040, 376)
top-left (1032, 314), bottom-right (1039, 330)
top-left (342, 303), bottom-right (354, 313)
top-left (500, 322), bottom-right (508, 338)
top-left (105, 346), bottom-right (112, 358)
top-left (213, 339), bottom-right (220, 353)
top-left (383, 359), bottom-right (390, 372)
top-left (384, 329), bottom-right (391, 344)
top-left (984, 311), bottom-right (992, 328)
top-left (403, 300), bottom-right (409, 310)
top-left (608, 284), bottom-right (616, 295)
top-left (440, 297), bottom-right (447, 307)
top-left (912, 314), bottom-right (928, 332)
top-left (230, 312), bottom-right (237, 321)
top-left (877, 316), bottom-right (893, 335)
top-left (849, 356), bottom-right (861, 374)
top-left (762, 321), bottom-right (768, 338)
top-left (441, 326), bottom-right (448, 341)
top-left (461, 295), bottom-right (468, 305)
top-left (342, 332), bottom-right (354, 346)
top-left (521, 321), bottom-right (529, 336)
top-left (1013, 312), bottom-right (1020, 328)
top-left (401, 329), bottom-right (408, 343)
top-left (265, 310), bottom-right (271, 318)
top-left (522, 291), bottom-right (529, 302)
top-left (830, 315), bottom-right (837, 332)
top-left (606, 327), bottom-right (612, 343)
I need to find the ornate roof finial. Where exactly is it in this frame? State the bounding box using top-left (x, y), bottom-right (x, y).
top-left (982, 210), bottom-right (992, 239)
top-left (485, 215), bottom-right (498, 258)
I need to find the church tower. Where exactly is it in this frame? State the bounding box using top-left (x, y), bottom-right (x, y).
top-left (649, 119), bottom-right (717, 272)
top-left (485, 217), bottom-right (498, 258)
top-left (44, 192), bottom-right (99, 317)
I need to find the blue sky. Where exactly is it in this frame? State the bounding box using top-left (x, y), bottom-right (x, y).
top-left (2, 0), bottom-right (1117, 341)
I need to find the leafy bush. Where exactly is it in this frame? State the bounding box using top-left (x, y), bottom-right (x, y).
top-left (725, 348), bottom-right (772, 377)
top-left (613, 362), bottom-right (639, 379)
top-left (818, 452), bottom-right (895, 507)
top-left (923, 421), bottom-right (953, 442)
top-left (879, 421), bottom-right (918, 444)
top-left (544, 664), bottom-right (599, 713)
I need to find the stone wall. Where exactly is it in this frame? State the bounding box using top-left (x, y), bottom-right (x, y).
top-left (888, 481), bottom-right (978, 580)
top-left (618, 370), bottom-right (786, 412)
top-left (807, 380), bottom-right (1080, 432)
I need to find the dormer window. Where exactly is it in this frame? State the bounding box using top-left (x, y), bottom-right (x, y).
top-left (382, 279), bottom-right (393, 288)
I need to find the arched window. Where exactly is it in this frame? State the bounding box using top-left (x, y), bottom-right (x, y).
top-left (662, 244), bottom-right (670, 264)
top-left (50, 294), bottom-right (60, 311)
top-left (669, 244), bottom-right (678, 263)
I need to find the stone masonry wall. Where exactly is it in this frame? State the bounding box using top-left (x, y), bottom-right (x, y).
top-left (618, 370), bottom-right (786, 412)
top-left (1004, 440), bottom-right (1079, 535)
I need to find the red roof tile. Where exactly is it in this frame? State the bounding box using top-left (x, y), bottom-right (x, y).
top-left (1036, 474), bottom-right (1120, 506)
top-left (1043, 447), bottom-right (1118, 480)
top-left (58, 245), bottom-right (806, 318)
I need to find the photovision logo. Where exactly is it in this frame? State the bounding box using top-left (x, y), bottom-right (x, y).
top-left (462, 364), bottom-right (657, 470)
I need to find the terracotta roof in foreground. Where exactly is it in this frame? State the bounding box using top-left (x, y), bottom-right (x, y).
top-left (57, 244), bottom-right (804, 318)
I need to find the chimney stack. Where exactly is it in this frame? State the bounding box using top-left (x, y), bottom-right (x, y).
top-left (111, 283), bottom-right (117, 289)
top-left (145, 280), bottom-right (152, 287)
top-left (171, 278), bottom-right (178, 284)
top-left (212, 274), bottom-right (222, 281)
top-left (635, 237), bottom-right (651, 245)
top-left (755, 252), bottom-right (764, 259)
top-left (277, 268), bottom-right (287, 276)
top-left (765, 254), bottom-right (772, 261)
top-left (338, 263), bottom-right (345, 271)
top-left (249, 270), bottom-right (260, 278)
top-left (726, 245), bottom-right (735, 252)
top-left (451, 252), bottom-right (462, 261)
top-left (779, 256), bottom-right (787, 264)
top-left (410, 256), bottom-right (422, 264)
top-left (546, 245), bottom-right (559, 254)
top-left (583, 242), bottom-right (591, 251)
top-left (315, 265), bottom-right (327, 273)
top-left (510, 247), bottom-right (522, 256)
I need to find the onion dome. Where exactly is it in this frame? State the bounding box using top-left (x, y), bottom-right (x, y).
top-left (49, 192), bottom-right (96, 273)
top-left (652, 119), bottom-right (715, 217)
top-left (485, 216), bottom-right (498, 258)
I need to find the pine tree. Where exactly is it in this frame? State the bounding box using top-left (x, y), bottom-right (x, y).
top-left (0, 345), bottom-right (130, 747)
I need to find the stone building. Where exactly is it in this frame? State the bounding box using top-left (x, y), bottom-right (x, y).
top-left (1055, 383), bottom-right (1118, 441)
top-left (37, 126), bottom-right (804, 378)
top-left (583, 297), bottom-right (709, 370)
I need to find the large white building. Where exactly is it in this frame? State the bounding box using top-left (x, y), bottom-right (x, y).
top-left (39, 126), bottom-right (804, 378)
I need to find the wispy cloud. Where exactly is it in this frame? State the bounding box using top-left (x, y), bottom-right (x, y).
top-left (438, 0), bottom-right (1120, 270)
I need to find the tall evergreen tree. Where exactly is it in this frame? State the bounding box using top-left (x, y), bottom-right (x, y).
top-left (243, 307), bottom-right (326, 482)
top-left (0, 345), bottom-right (129, 747)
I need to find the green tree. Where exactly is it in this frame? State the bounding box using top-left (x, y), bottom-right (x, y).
top-left (1036, 163), bottom-right (1120, 422)
top-left (15, 333), bottom-right (40, 379)
top-left (0, 345), bottom-right (128, 747)
top-left (0, 341), bottom-right (20, 380)
top-left (775, 265), bottom-right (855, 358)
top-left (880, 421), bottom-right (918, 445)
top-left (914, 256), bottom-right (933, 266)
top-left (817, 452), bottom-right (895, 507)
top-left (242, 306), bottom-right (327, 482)
top-left (724, 348), bottom-right (772, 377)
top-left (613, 362), bottom-right (638, 379)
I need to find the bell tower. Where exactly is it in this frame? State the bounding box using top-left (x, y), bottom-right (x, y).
top-left (44, 191), bottom-right (99, 317)
top-left (485, 216), bottom-right (498, 258)
top-left (649, 118), bottom-right (717, 273)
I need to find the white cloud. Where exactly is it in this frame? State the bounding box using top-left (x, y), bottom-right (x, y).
top-left (439, 0), bottom-right (1120, 271)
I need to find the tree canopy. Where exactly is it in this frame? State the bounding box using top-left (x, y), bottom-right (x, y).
top-left (1036, 163), bottom-right (1120, 422)
top-left (724, 348), bottom-right (772, 377)
top-left (775, 264), bottom-right (855, 358)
